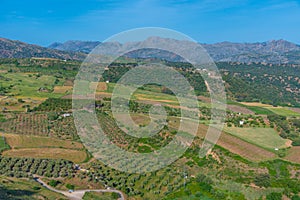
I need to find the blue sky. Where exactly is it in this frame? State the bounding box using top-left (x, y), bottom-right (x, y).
top-left (0, 0), bottom-right (299, 46)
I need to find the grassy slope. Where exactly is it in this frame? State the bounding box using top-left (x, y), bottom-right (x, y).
top-left (1, 72), bottom-right (63, 98)
top-left (0, 176), bottom-right (67, 200)
top-left (223, 127), bottom-right (288, 150)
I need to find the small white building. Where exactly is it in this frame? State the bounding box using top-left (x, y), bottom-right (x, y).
top-left (62, 113), bottom-right (71, 117)
top-left (239, 120), bottom-right (244, 126)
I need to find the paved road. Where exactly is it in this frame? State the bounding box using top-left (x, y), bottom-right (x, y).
top-left (33, 176), bottom-right (125, 200)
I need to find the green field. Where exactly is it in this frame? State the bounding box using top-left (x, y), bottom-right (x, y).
top-left (83, 191), bottom-right (119, 200)
top-left (244, 106), bottom-right (275, 115)
top-left (265, 107), bottom-right (300, 117)
top-left (0, 176), bottom-right (67, 200)
top-left (223, 127), bottom-right (289, 150)
top-left (1, 72), bottom-right (64, 98)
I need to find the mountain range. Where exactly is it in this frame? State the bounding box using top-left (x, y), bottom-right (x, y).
top-left (1, 36), bottom-right (300, 64)
top-left (0, 38), bottom-right (85, 60)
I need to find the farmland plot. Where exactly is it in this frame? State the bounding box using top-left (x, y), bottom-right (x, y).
top-left (0, 113), bottom-right (48, 136)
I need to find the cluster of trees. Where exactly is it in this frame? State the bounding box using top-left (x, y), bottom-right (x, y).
top-left (218, 62), bottom-right (300, 107)
top-left (0, 113), bottom-right (48, 136)
top-left (101, 65), bottom-right (133, 83)
top-left (50, 116), bottom-right (79, 140)
top-left (268, 114), bottom-right (300, 146)
top-left (254, 173), bottom-right (271, 188)
top-left (0, 157), bottom-right (74, 178)
top-left (33, 98), bottom-right (72, 112)
top-left (2, 58), bottom-right (299, 107)
top-left (101, 63), bottom-right (207, 95)
top-left (128, 100), bottom-right (201, 119)
top-left (97, 112), bottom-right (173, 150)
top-left (0, 58), bottom-right (80, 78)
top-left (102, 61), bottom-right (300, 107)
top-left (87, 161), bottom-right (189, 198)
top-left (226, 113), bottom-right (265, 127)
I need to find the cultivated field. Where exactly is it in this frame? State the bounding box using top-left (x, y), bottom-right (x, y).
top-left (289, 107), bottom-right (300, 114)
top-left (240, 102), bottom-right (300, 117)
top-left (0, 113), bottom-right (48, 135)
top-left (240, 102), bottom-right (273, 107)
top-left (169, 118), bottom-right (277, 162)
top-left (0, 133), bottom-right (86, 163)
top-left (2, 148), bottom-right (86, 163)
top-left (1, 133), bottom-right (83, 149)
top-left (285, 146), bottom-right (300, 164)
top-left (89, 82), bottom-right (108, 91)
top-left (227, 105), bottom-right (254, 114)
top-left (265, 107), bottom-right (300, 117)
top-left (217, 131), bottom-right (277, 162)
top-left (53, 85), bottom-right (73, 94)
top-left (223, 127), bottom-right (289, 150)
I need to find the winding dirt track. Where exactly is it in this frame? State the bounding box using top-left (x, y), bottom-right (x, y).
top-left (33, 176), bottom-right (125, 200)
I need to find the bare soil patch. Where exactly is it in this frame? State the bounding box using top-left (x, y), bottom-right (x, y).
top-left (227, 105), bottom-right (254, 114)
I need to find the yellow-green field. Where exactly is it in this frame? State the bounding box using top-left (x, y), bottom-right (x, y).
top-left (240, 102), bottom-right (300, 117)
top-left (240, 102), bottom-right (273, 107)
top-left (265, 107), bottom-right (300, 117)
top-left (223, 127), bottom-right (290, 150)
top-left (2, 148), bottom-right (87, 163)
top-left (0, 133), bottom-right (87, 163)
top-left (89, 82), bottom-right (108, 91)
top-left (1, 133), bottom-right (83, 149)
top-left (53, 85), bottom-right (73, 94)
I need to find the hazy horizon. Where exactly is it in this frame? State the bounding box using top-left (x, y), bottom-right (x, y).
top-left (1, 35), bottom-right (299, 47)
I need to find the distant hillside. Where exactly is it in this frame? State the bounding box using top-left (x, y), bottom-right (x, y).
top-left (1, 36), bottom-right (300, 63)
top-left (48, 40), bottom-right (101, 53)
top-left (0, 38), bottom-right (86, 60)
top-left (202, 39), bottom-right (300, 64)
top-left (49, 38), bottom-right (300, 64)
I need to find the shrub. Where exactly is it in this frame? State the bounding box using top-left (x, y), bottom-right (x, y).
top-left (66, 184), bottom-right (75, 190)
top-left (254, 174), bottom-right (270, 188)
top-left (48, 180), bottom-right (60, 187)
top-left (266, 192), bottom-right (282, 200)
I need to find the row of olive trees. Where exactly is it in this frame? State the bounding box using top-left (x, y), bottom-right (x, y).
top-left (0, 157), bottom-right (74, 178)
